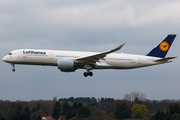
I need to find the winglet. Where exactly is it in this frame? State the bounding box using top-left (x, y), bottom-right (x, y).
top-left (107, 43), bottom-right (126, 54)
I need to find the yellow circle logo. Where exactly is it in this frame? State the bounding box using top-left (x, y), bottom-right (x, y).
top-left (159, 41), bottom-right (169, 51)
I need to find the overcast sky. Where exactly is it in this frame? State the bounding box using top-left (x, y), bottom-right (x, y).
top-left (0, 0), bottom-right (180, 101)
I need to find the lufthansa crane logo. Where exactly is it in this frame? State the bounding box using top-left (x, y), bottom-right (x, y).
top-left (159, 41), bottom-right (169, 51)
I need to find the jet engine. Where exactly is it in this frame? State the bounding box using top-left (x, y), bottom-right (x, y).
top-left (58, 59), bottom-right (76, 72)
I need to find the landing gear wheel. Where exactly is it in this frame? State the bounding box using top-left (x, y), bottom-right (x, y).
top-left (89, 72), bottom-right (93, 76)
top-left (12, 69), bottom-right (15, 72)
top-left (84, 72), bottom-right (88, 77)
top-left (83, 71), bottom-right (93, 77)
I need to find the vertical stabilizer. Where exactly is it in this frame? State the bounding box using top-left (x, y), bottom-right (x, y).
top-left (146, 34), bottom-right (176, 58)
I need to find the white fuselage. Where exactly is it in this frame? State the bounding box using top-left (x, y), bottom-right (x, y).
top-left (2, 49), bottom-right (169, 70)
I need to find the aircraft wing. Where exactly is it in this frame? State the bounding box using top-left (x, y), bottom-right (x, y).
top-left (75, 43), bottom-right (125, 68)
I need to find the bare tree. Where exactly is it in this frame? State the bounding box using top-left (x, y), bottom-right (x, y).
top-left (53, 96), bottom-right (57, 102)
top-left (124, 91), bottom-right (146, 101)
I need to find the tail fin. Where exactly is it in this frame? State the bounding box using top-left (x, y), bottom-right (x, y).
top-left (146, 34), bottom-right (176, 58)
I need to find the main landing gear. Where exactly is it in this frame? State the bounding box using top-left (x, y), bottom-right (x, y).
top-left (83, 70), bottom-right (93, 77)
top-left (11, 64), bottom-right (15, 72)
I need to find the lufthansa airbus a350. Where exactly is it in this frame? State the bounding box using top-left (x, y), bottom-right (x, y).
top-left (2, 34), bottom-right (177, 77)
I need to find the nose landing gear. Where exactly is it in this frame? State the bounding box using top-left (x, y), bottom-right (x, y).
top-left (11, 64), bottom-right (15, 72)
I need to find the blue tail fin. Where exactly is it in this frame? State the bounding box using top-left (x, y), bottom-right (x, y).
top-left (146, 34), bottom-right (176, 58)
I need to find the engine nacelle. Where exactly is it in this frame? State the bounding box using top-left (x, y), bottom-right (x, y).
top-left (58, 59), bottom-right (76, 72)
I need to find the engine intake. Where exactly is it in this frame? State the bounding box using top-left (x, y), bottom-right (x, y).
top-left (58, 59), bottom-right (76, 72)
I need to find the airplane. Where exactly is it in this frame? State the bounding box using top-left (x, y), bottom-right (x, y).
top-left (2, 34), bottom-right (177, 77)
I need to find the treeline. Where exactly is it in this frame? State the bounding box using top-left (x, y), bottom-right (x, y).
top-left (59, 97), bottom-right (113, 103)
top-left (0, 96), bottom-right (180, 120)
top-left (152, 103), bottom-right (180, 120)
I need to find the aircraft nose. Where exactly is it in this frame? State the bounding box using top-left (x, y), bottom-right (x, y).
top-left (2, 56), bottom-right (6, 61)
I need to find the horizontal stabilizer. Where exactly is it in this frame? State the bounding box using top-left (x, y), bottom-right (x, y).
top-left (154, 57), bottom-right (177, 62)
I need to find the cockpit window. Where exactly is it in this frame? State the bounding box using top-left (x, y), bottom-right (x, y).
top-left (8, 53), bottom-right (12, 55)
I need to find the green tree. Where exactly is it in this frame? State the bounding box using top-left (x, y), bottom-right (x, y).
top-left (31, 106), bottom-right (37, 114)
top-left (154, 111), bottom-right (160, 120)
top-left (32, 109), bottom-right (43, 120)
top-left (13, 103), bottom-right (23, 120)
top-left (31, 114), bottom-right (38, 120)
top-left (62, 102), bottom-right (71, 115)
top-left (72, 102), bottom-right (78, 109)
top-left (0, 112), bottom-right (4, 120)
top-left (31, 103), bottom-right (41, 114)
top-left (170, 104), bottom-right (173, 116)
top-left (169, 103), bottom-right (180, 117)
top-left (20, 111), bottom-right (30, 120)
top-left (36, 103), bottom-right (41, 111)
top-left (171, 113), bottom-right (180, 120)
top-left (31, 103), bottom-right (43, 120)
top-left (66, 111), bottom-right (73, 119)
top-left (165, 115), bottom-right (171, 120)
top-left (77, 106), bottom-right (91, 118)
top-left (174, 103), bottom-right (179, 114)
top-left (114, 103), bottom-right (131, 119)
top-left (72, 102), bottom-right (78, 117)
top-left (68, 97), bottom-right (75, 102)
top-left (159, 111), bottom-right (165, 120)
top-left (131, 103), bottom-right (149, 119)
top-left (9, 102), bottom-right (17, 120)
top-left (165, 109), bottom-right (168, 116)
top-left (77, 103), bottom-right (83, 108)
top-left (52, 101), bottom-right (61, 120)
top-left (23, 107), bottom-right (30, 120)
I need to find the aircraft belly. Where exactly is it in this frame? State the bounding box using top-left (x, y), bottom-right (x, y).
top-left (95, 60), bottom-right (138, 69)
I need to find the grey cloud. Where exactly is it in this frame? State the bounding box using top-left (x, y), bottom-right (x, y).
top-left (0, 0), bottom-right (180, 101)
